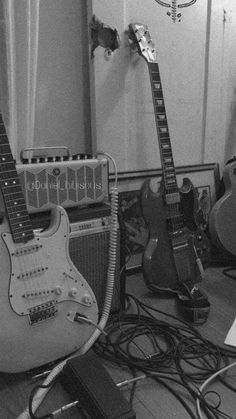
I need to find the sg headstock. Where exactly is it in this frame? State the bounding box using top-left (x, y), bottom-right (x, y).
top-left (129, 23), bottom-right (157, 63)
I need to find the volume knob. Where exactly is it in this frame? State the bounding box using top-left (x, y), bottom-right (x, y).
top-left (82, 293), bottom-right (92, 305)
top-left (69, 288), bottom-right (78, 298)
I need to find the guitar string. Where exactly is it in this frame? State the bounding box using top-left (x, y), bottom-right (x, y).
top-left (9, 176), bottom-right (36, 311)
top-left (150, 63), bottom-right (181, 237)
top-left (149, 59), bottom-right (192, 283)
top-left (10, 160), bottom-right (37, 307)
top-left (0, 122), bottom-right (42, 313)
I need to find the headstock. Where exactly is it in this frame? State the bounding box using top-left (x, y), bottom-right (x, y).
top-left (129, 23), bottom-right (156, 63)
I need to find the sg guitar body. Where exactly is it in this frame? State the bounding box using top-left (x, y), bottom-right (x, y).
top-left (141, 178), bottom-right (206, 293)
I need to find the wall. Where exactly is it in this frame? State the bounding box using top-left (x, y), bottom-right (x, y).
top-left (91, 0), bottom-right (236, 174)
top-left (1, 0), bottom-right (236, 173)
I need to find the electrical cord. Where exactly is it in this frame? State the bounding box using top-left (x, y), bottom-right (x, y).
top-left (196, 361), bottom-right (236, 419)
top-left (222, 267), bottom-right (236, 281)
top-left (28, 378), bottom-right (60, 419)
top-left (94, 293), bottom-right (236, 419)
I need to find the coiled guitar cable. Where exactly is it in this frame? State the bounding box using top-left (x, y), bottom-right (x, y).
top-left (17, 152), bottom-right (119, 419)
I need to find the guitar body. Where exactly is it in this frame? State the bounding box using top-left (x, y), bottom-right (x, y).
top-left (179, 177), bottom-right (211, 268)
top-left (210, 160), bottom-right (236, 256)
top-left (141, 179), bottom-right (201, 293)
top-left (0, 206), bottom-right (98, 373)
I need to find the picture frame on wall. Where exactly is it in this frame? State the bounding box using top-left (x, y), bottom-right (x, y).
top-left (115, 163), bottom-right (220, 274)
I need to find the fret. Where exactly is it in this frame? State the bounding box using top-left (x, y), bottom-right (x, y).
top-left (1, 178), bottom-right (21, 188)
top-left (162, 154), bottom-right (173, 161)
top-left (161, 150), bottom-right (171, 158)
top-left (0, 125), bottom-right (6, 135)
top-left (6, 207), bottom-right (28, 217)
top-left (159, 134), bottom-right (169, 140)
top-left (159, 133), bottom-right (169, 140)
top-left (0, 169), bottom-right (17, 178)
top-left (155, 107), bottom-right (166, 115)
top-left (164, 169), bottom-right (175, 175)
top-left (2, 188), bottom-right (24, 197)
top-left (0, 157), bottom-right (14, 166)
top-left (151, 73), bottom-right (160, 82)
top-left (9, 216), bottom-right (30, 225)
top-left (153, 90), bottom-right (163, 99)
top-left (165, 179), bottom-right (176, 185)
top-left (157, 114), bottom-right (166, 120)
top-left (5, 201), bottom-right (28, 210)
top-left (166, 186), bottom-right (178, 192)
top-left (5, 208), bottom-right (28, 218)
top-left (4, 194), bottom-right (26, 204)
top-left (14, 232), bottom-right (34, 244)
top-left (1, 184), bottom-right (22, 193)
top-left (153, 83), bottom-right (161, 92)
top-left (161, 143), bottom-right (171, 150)
top-left (12, 221), bottom-right (33, 231)
top-left (163, 157), bottom-right (173, 164)
top-left (0, 135), bottom-right (9, 144)
top-left (0, 144), bottom-right (12, 155)
top-left (159, 126), bottom-right (168, 132)
top-left (164, 172), bottom-right (175, 179)
top-left (157, 120), bottom-right (167, 128)
top-left (155, 98), bottom-right (164, 107)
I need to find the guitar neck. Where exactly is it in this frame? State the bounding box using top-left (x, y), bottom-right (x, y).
top-left (148, 62), bottom-right (185, 233)
top-left (148, 62), bottom-right (179, 196)
top-left (0, 114), bottom-right (34, 243)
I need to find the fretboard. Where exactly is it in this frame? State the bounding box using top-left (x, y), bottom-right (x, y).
top-left (148, 62), bottom-right (184, 232)
top-left (148, 62), bottom-right (179, 195)
top-left (0, 114), bottom-right (34, 243)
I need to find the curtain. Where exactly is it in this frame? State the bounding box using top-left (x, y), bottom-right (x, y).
top-left (0, 0), bottom-right (92, 162)
top-left (0, 0), bottom-right (39, 159)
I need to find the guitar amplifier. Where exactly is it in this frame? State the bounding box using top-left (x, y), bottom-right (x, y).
top-left (16, 155), bottom-right (109, 213)
top-left (69, 211), bottom-right (121, 314)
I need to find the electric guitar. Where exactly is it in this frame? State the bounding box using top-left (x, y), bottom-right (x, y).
top-left (0, 114), bottom-right (98, 373)
top-left (210, 159), bottom-right (236, 256)
top-left (129, 23), bottom-right (209, 293)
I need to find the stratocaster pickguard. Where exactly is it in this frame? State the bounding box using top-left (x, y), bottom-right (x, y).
top-left (3, 207), bottom-right (95, 317)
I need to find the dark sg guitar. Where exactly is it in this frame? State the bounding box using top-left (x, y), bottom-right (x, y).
top-left (129, 23), bottom-right (210, 295)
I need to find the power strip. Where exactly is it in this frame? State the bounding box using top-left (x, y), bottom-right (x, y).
top-left (61, 350), bottom-right (136, 419)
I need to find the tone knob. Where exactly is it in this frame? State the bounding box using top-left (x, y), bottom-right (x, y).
top-left (69, 288), bottom-right (78, 298)
top-left (82, 294), bottom-right (92, 305)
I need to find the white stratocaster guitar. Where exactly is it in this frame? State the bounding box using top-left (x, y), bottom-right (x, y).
top-left (0, 114), bottom-right (98, 373)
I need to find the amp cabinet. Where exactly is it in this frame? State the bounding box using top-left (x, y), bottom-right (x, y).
top-left (69, 216), bottom-right (121, 314)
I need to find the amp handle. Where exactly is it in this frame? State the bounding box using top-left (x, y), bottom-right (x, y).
top-left (20, 146), bottom-right (71, 162)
